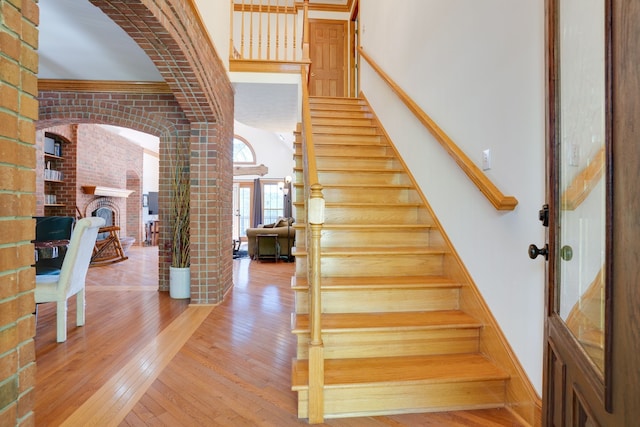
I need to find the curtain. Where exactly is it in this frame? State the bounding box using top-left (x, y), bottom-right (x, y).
top-left (283, 181), bottom-right (293, 219)
top-left (252, 178), bottom-right (263, 227)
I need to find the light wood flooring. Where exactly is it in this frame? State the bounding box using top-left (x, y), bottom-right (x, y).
top-left (34, 246), bottom-right (524, 426)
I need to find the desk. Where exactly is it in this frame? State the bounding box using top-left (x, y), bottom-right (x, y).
top-left (255, 234), bottom-right (280, 262)
top-left (146, 220), bottom-right (159, 246)
top-left (34, 239), bottom-right (69, 274)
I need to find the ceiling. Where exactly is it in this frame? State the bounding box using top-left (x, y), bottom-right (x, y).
top-left (38, 0), bottom-right (349, 134)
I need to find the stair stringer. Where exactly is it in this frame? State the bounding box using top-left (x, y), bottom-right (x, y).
top-left (363, 94), bottom-right (542, 426)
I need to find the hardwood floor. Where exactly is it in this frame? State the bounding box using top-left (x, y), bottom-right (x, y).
top-left (34, 246), bottom-right (524, 426)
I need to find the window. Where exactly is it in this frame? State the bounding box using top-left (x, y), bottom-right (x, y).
top-left (233, 136), bottom-right (255, 164)
top-left (262, 182), bottom-right (284, 224)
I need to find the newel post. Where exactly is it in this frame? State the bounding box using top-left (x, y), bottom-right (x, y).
top-left (307, 182), bottom-right (324, 424)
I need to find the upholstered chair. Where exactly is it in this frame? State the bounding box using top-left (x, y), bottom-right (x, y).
top-left (35, 217), bottom-right (105, 342)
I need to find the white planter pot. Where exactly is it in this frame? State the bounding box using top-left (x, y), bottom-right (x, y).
top-left (169, 266), bottom-right (191, 299)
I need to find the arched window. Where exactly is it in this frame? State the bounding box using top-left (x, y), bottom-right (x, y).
top-left (233, 136), bottom-right (256, 164)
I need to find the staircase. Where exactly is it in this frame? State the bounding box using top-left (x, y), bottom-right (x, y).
top-left (290, 97), bottom-right (513, 421)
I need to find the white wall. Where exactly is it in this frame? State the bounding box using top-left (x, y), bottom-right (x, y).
top-left (233, 120), bottom-right (295, 183)
top-left (194, 0), bottom-right (230, 70)
top-left (359, 0), bottom-right (546, 394)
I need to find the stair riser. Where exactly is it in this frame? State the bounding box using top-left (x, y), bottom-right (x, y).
top-left (311, 110), bottom-right (374, 119)
top-left (324, 206), bottom-right (428, 224)
top-left (296, 380), bottom-right (507, 419)
top-left (295, 329), bottom-right (480, 359)
top-left (312, 134), bottom-right (386, 144)
top-left (318, 171), bottom-right (411, 186)
top-left (319, 187), bottom-right (421, 204)
top-left (294, 288), bottom-right (460, 314)
top-left (309, 99), bottom-right (369, 112)
top-left (315, 157), bottom-right (402, 170)
top-left (323, 254), bottom-right (444, 277)
top-left (314, 125), bottom-right (381, 136)
top-left (312, 117), bottom-right (375, 127)
top-left (298, 144), bottom-right (392, 158)
top-left (319, 228), bottom-right (434, 248)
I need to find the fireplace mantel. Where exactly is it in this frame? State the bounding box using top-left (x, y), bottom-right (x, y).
top-left (82, 186), bottom-right (134, 198)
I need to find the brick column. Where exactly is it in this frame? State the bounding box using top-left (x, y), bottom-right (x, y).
top-left (0, 0), bottom-right (39, 425)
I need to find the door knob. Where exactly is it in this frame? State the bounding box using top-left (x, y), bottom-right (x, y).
top-left (528, 244), bottom-right (549, 260)
top-left (311, 72), bottom-right (316, 77)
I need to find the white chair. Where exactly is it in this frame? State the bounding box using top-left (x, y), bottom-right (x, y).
top-left (35, 217), bottom-right (105, 342)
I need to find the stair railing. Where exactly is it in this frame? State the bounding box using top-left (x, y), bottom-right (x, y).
top-left (358, 47), bottom-right (519, 211)
top-left (300, 8), bottom-right (325, 420)
top-left (230, 0), bottom-right (304, 63)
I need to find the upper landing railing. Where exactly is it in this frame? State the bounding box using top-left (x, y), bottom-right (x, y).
top-left (229, 0), bottom-right (311, 72)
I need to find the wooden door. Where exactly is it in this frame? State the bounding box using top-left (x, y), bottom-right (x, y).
top-left (309, 19), bottom-right (346, 97)
top-left (540, 0), bottom-right (640, 425)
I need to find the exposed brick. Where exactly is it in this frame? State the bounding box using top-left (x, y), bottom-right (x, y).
top-left (16, 387), bottom-right (33, 419)
top-left (0, 273), bottom-right (18, 300)
top-left (20, 70), bottom-right (37, 98)
top-left (17, 342), bottom-right (34, 370)
top-left (0, 33), bottom-right (20, 61)
top-left (17, 118), bottom-right (35, 142)
top-left (17, 363), bottom-right (35, 394)
top-left (16, 269), bottom-right (33, 295)
top-left (0, 84), bottom-right (19, 111)
top-left (15, 317), bottom-right (34, 344)
top-left (0, 403), bottom-right (17, 427)
top-left (0, 111), bottom-right (19, 139)
top-left (0, 352), bottom-right (18, 384)
top-left (21, 20), bottom-right (38, 50)
top-left (2, 3), bottom-right (22, 36)
top-left (20, 0), bottom-right (39, 26)
top-left (19, 45), bottom-right (38, 74)
top-left (0, 326), bottom-right (18, 359)
top-left (0, 379), bottom-right (18, 415)
top-left (0, 220), bottom-right (33, 245)
top-left (0, 138), bottom-right (35, 169)
top-left (0, 57), bottom-right (20, 87)
top-left (19, 93), bottom-right (38, 121)
top-left (0, 194), bottom-right (35, 218)
top-left (0, 245), bottom-right (33, 272)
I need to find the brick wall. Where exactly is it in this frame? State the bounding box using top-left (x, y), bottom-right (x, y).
top-left (0, 0), bottom-right (39, 425)
top-left (34, 124), bottom-right (145, 242)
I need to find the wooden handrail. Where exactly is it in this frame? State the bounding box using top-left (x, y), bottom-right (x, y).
top-left (358, 47), bottom-right (518, 211)
top-left (561, 146), bottom-right (605, 210)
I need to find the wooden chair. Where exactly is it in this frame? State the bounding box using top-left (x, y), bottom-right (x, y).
top-left (35, 217), bottom-right (105, 342)
top-left (91, 225), bottom-right (128, 265)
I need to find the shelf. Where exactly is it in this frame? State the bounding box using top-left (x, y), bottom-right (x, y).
top-left (82, 185), bottom-right (134, 198)
top-left (44, 153), bottom-right (63, 160)
top-left (44, 179), bottom-right (64, 183)
top-left (44, 204), bottom-right (66, 207)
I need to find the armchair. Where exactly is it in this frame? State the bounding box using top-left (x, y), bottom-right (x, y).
top-left (246, 217), bottom-right (295, 260)
top-left (35, 217), bottom-right (105, 342)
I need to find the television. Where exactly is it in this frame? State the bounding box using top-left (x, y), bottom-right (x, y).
top-left (147, 192), bottom-right (159, 215)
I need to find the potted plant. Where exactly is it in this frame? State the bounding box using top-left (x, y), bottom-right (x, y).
top-left (168, 139), bottom-right (190, 299)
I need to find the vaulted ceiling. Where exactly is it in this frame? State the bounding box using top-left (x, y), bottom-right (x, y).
top-left (38, 0), bottom-right (352, 133)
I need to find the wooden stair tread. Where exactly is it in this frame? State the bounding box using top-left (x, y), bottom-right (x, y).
top-left (292, 354), bottom-right (509, 389)
top-left (319, 246), bottom-right (446, 255)
top-left (319, 224), bottom-right (434, 230)
top-left (292, 275), bottom-right (459, 290)
top-left (317, 167), bottom-right (404, 173)
top-left (319, 183), bottom-right (413, 189)
top-left (292, 310), bottom-right (481, 333)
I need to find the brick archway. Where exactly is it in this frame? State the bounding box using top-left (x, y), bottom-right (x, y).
top-left (38, 0), bottom-right (234, 303)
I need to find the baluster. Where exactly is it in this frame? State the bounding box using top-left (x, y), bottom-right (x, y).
top-left (293, 4), bottom-right (297, 61)
top-left (240, 0), bottom-right (246, 59)
top-left (249, 0), bottom-right (254, 59)
top-left (275, 1), bottom-right (280, 61)
top-left (258, 0), bottom-right (262, 59)
top-left (267, 0), bottom-right (271, 60)
top-left (284, 3), bottom-right (288, 61)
